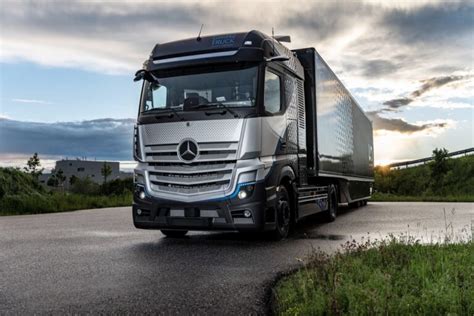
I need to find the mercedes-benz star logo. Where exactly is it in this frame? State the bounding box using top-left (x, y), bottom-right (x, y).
top-left (178, 139), bottom-right (199, 162)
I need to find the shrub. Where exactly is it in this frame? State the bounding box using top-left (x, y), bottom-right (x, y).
top-left (70, 177), bottom-right (101, 195)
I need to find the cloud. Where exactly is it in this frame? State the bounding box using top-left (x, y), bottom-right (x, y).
top-left (366, 111), bottom-right (449, 134)
top-left (381, 2), bottom-right (474, 45)
top-left (360, 59), bottom-right (398, 77)
top-left (0, 118), bottom-right (135, 161)
top-left (1, 0), bottom-right (470, 77)
top-left (381, 75), bottom-right (468, 111)
top-left (411, 75), bottom-right (465, 98)
top-left (383, 98), bottom-right (412, 110)
top-left (12, 98), bottom-right (52, 105)
top-left (283, 1), bottom-right (375, 43)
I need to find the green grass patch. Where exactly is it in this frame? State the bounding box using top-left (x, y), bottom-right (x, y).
top-left (274, 241), bottom-right (474, 315)
top-left (371, 192), bottom-right (474, 202)
top-left (0, 192), bottom-right (132, 216)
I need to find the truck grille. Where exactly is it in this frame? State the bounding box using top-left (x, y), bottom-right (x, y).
top-left (144, 142), bottom-right (238, 195)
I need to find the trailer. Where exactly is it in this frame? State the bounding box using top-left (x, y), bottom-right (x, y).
top-left (132, 30), bottom-right (374, 239)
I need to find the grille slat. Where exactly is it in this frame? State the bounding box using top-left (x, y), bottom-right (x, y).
top-left (150, 163), bottom-right (235, 174)
top-left (145, 141), bottom-right (238, 195)
top-left (149, 172), bottom-right (232, 186)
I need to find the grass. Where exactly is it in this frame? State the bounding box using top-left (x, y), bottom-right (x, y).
top-left (0, 192), bottom-right (133, 216)
top-left (371, 192), bottom-right (474, 202)
top-left (274, 239), bottom-right (474, 315)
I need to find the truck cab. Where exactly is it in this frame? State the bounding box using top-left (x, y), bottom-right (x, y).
top-left (133, 30), bottom-right (373, 239)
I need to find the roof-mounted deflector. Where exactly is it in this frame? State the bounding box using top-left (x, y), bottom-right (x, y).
top-left (274, 35), bottom-right (291, 43)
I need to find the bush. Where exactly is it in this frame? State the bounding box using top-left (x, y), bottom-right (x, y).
top-left (0, 168), bottom-right (45, 198)
top-left (100, 177), bottom-right (133, 195)
top-left (70, 177), bottom-right (101, 195)
top-left (375, 155), bottom-right (474, 200)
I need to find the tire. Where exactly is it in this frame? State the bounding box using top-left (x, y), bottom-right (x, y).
top-left (270, 185), bottom-right (292, 240)
top-left (161, 230), bottom-right (188, 238)
top-left (324, 185), bottom-right (338, 222)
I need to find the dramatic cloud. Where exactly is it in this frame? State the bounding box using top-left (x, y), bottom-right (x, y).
top-left (366, 111), bottom-right (449, 134)
top-left (382, 75), bottom-right (468, 111)
top-left (382, 2), bottom-right (474, 45)
top-left (382, 98), bottom-right (412, 110)
top-left (1, 1), bottom-right (472, 76)
top-left (0, 118), bottom-right (135, 161)
top-left (411, 75), bottom-right (465, 98)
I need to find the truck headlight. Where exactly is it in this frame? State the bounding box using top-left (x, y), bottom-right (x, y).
top-left (237, 183), bottom-right (255, 200)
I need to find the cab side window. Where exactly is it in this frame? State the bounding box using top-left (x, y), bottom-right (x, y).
top-left (264, 70), bottom-right (282, 114)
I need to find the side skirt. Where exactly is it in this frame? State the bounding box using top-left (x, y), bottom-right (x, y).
top-left (296, 185), bottom-right (329, 221)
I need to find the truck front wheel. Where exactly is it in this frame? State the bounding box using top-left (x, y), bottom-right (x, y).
top-left (270, 185), bottom-right (291, 240)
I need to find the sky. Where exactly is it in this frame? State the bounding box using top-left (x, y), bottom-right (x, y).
top-left (0, 0), bottom-right (473, 171)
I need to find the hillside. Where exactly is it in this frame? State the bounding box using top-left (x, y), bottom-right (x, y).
top-left (374, 155), bottom-right (474, 200)
top-left (0, 167), bottom-right (132, 215)
top-left (0, 167), bottom-right (45, 198)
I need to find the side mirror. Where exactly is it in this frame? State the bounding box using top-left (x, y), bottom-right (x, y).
top-left (133, 69), bottom-right (159, 83)
top-left (134, 69), bottom-right (146, 82)
top-left (266, 55), bottom-right (290, 62)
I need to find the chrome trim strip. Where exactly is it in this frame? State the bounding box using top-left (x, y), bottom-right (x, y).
top-left (152, 50), bottom-right (238, 64)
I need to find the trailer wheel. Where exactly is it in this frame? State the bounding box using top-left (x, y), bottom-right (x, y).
top-left (270, 185), bottom-right (291, 240)
top-left (161, 230), bottom-right (188, 238)
top-left (324, 185), bottom-right (338, 222)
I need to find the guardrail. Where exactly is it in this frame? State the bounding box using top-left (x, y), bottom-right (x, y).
top-left (388, 147), bottom-right (474, 169)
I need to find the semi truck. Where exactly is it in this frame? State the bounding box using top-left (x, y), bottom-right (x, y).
top-left (132, 30), bottom-right (374, 239)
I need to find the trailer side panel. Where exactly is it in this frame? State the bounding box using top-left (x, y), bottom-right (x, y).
top-left (314, 52), bottom-right (374, 180)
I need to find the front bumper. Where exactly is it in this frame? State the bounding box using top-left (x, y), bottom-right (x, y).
top-left (133, 181), bottom-right (275, 232)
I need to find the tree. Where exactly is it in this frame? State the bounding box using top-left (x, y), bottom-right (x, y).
top-left (48, 168), bottom-right (66, 189)
top-left (430, 148), bottom-right (449, 194)
top-left (47, 171), bottom-right (58, 187)
top-left (69, 175), bottom-right (79, 186)
top-left (56, 169), bottom-right (66, 190)
top-left (24, 153), bottom-right (44, 180)
top-left (101, 162), bottom-right (112, 185)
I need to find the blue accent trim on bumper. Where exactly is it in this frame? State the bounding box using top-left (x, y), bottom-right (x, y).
top-left (209, 181), bottom-right (258, 202)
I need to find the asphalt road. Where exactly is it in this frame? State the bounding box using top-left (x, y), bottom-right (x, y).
top-left (1, 202), bottom-right (473, 315)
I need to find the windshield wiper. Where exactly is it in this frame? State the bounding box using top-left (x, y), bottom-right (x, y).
top-left (143, 107), bottom-right (184, 120)
top-left (188, 102), bottom-right (240, 118)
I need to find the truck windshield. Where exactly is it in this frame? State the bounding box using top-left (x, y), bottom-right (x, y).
top-left (141, 66), bottom-right (258, 113)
